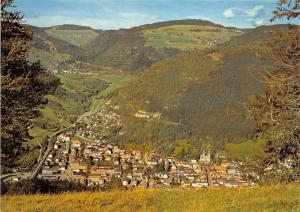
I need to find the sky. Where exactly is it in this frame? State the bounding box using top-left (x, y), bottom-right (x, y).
top-left (15, 0), bottom-right (298, 30)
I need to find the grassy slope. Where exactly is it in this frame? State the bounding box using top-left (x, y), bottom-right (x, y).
top-left (27, 21), bottom-right (242, 73)
top-left (225, 138), bottom-right (266, 160)
top-left (2, 185), bottom-right (300, 211)
top-left (45, 28), bottom-right (99, 48)
top-left (27, 47), bottom-right (71, 68)
top-left (89, 72), bottom-right (135, 112)
top-left (143, 25), bottom-right (242, 50)
top-left (83, 22), bottom-right (242, 72)
top-left (19, 72), bottom-right (134, 168)
top-left (29, 72), bottom-right (133, 143)
top-left (110, 25), bottom-right (293, 158)
top-left (26, 25), bottom-right (85, 69)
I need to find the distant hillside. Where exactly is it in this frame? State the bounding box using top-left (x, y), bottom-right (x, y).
top-left (45, 27), bottom-right (99, 48)
top-left (25, 19), bottom-right (243, 72)
top-left (82, 19), bottom-right (242, 72)
top-left (108, 25), bottom-right (294, 157)
top-left (26, 25), bottom-right (85, 69)
top-left (136, 19), bottom-right (226, 30)
top-left (44, 24), bottom-right (94, 30)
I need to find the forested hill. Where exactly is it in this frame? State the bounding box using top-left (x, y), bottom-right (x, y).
top-left (108, 24), bottom-right (294, 157)
top-left (25, 19), bottom-right (243, 72)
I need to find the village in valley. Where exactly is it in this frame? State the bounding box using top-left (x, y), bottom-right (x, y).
top-left (36, 102), bottom-right (257, 189)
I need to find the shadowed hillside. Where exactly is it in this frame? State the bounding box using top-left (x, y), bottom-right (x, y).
top-left (26, 25), bottom-right (85, 68)
top-left (26, 19), bottom-right (243, 73)
top-left (82, 20), bottom-right (242, 72)
top-left (108, 25), bottom-right (294, 157)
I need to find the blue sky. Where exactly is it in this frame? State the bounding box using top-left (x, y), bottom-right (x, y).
top-left (15, 0), bottom-right (297, 29)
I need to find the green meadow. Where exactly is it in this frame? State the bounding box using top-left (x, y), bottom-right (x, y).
top-left (143, 25), bottom-right (242, 50)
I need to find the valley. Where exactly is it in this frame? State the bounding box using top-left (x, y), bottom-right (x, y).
top-left (2, 0), bottom-right (300, 210)
top-left (18, 70), bottom-right (134, 170)
top-left (5, 20), bottom-right (298, 182)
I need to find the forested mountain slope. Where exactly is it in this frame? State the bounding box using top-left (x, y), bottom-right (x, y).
top-left (26, 19), bottom-right (243, 72)
top-left (108, 25), bottom-right (293, 158)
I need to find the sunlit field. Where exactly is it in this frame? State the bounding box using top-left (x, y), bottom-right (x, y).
top-left (2, 184), bottom-right (299, 212)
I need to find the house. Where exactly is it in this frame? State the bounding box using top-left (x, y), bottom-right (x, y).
top-left (133, 169), bottom-right (144, 177)
top-left (12, 177), bottom-right (21, 182)
top-left (134, 110), bottom-right (150, 119)
top-left (90, 166), bottom-right (113, 176)
top-left (140, 180), bottom-right (148, 188)
top-left (180, 181), bottom-right (191, 188)
top-left (122, 178), bottom-right (129, 186)
top-left (134, 110), bottom-right (161, 120)
top-left (114, 170), bottom-right (122, 178)
top-left (228, 169), bottom-right (237, 176)
top-left (212, 165), bottom-right (227, 175)
top-left (191, 159), bottom-right (197, 164)
top-left (192, 182), bottom-right (206, 188)
top-left (71, 161), bottom-right (87, 174)
top-left (146, 160), bottom-right (158, 167)
top-left (113, 158), bottom-right (120, 165)
top-left (148, 179), bottom-right (157, 188)
top-left (130, 179), bottom-right (138, 187)
top-left (224, 180), bottom-right (238, 188)
top-left (72, 139), bottom-right (81, 148)
top-left (199, 151), bottom-right (211, 164)
top-left (59, 167), bottom-right (66, 173)
top-left (186, 175), bottom-right (195, 181)
top-left (42, 168), bottom-right (55, 175)
top-left (87, 175), bottom-right (105, 186)
top-left (170, 165), bottom-right (177, 173)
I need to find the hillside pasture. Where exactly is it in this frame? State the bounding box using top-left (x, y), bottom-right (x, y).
top-left (143, 25), bottom-right (242, 50)
top-left (46, 28), bottom-right (99, 48)
top-left (2, 184), bottom-right (299, 211)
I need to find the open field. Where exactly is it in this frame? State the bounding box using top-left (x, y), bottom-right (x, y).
top-left (45, 28), bottom-right (98, 48)
top-left (89, 72), bottom-right (135, 112)
top-left (143, 25), bottom-right (242, 50)
top-left (27, 47), bottom-right (71, 68)
top-left (1, 184), bottom-right (299, 211)
top-left (225, 138), bottom-right (266, 160)
top-left (21, 71), bottom-right (134, 168)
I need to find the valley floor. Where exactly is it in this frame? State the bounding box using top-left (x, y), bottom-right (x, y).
top-left (1, 184), bottom-right (299, 211)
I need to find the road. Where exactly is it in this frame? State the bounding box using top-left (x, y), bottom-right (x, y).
top-left (30, 128), bottom-right (68, 179)
top-left (1, 74), bottom-right (109, 181)
top-left (0, 172), bottom-right (31, 182)
top-left (28, 98), bottom-right (104, 179)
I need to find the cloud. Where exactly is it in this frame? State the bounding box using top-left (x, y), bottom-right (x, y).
top-left (245, 5), bottom-right (264, 17)
top-left (253, 19), bottom-right (264, 26)
top-left (223, 8), bottom-right (236, 19)
top-left (23, 12), bottom-right (160, 29)
top-left (246, 5), bottom-right (265, 26)
top-left (247, 18), bottom-right (264, 26)
top-left (222, 5), bottom-right (266, 27)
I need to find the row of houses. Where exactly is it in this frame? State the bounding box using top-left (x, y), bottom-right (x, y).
top-left (67, 136), bottom-right (252, 189)
top-left (41, 134), bottom-right (71, 175)
top-left (76, 102), bottom-right (123, 141)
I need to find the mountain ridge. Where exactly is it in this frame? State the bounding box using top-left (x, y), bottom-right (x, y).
top-left (25, 19), bottom-right (244, 72)
top-left (105, 24), bottom-right (296, 158)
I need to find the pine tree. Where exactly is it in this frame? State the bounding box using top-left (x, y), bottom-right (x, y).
top-left (248, 0), bottom-right (300, 182)
top-left (1, 0), bottom-right (59, 173)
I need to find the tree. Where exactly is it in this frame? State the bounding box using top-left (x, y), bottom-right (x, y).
top-left (248, 0), bottom-right (300, 182)
top-left (1, 0), bottom-right (59, 172)
top-left (270, 0), bottom-right (300, 21)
